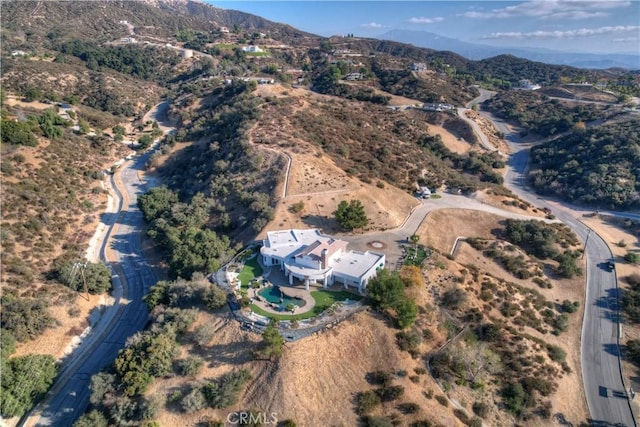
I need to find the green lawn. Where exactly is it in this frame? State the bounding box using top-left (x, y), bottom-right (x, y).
top-left (238, 256), bottom-right (263, 287)
top-left (249, 289), bottom-right (362, 321)
top-left (214, 43), bottom-right (236, 49)
top-left (246, 51), bottom-right (270, 57)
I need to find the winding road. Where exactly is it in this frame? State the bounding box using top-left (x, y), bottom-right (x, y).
top-left (20, 107), bottom-right (170, 427)
top-left (472, 89), bottom-right (636, 426)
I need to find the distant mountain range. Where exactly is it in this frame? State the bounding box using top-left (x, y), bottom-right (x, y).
top-left (378, 29), bottom-right (639, 70)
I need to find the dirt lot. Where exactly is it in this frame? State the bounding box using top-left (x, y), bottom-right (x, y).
top-left (5, 95), bottom-right (53, 111)
top-left (473, 188), bottom-right (548, 218)
top-left (261, 151), bottom-right (420, 237)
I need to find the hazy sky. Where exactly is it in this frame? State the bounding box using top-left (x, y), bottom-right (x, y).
top-left (207, 0), bottom-right (640, 54)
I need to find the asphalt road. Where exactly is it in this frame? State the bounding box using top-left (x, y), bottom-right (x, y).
top-left (21, 151), bottom-right (158, 427)
top-left (339, 192), bottom-right (556, 270)
top-left (477, 100), bottom-right (636, 426)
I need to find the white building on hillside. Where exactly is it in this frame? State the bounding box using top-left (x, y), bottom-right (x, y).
top-left (242, 45), bottom-right (263, 53)
top-left (260, 229), bottom-right (385, 293)
top-left (517, 79), bottom-right (541, 90)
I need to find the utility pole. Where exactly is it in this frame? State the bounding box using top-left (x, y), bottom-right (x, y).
top-left (80, 261), bottom-right (89, 301)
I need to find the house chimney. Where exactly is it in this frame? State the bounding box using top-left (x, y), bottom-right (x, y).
top-left (321, 249), bottom-right (328, 269)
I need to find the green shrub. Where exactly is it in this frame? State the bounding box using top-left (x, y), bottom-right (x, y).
top-left (356, 390), bottom-right (381, 415)
top-left (290, 201), bottom-right (305, 214)
top-left (561, 300), bottom-right (579, 313)
top-left (472, 401), bottom-right (489, 418)
top-left (361, 416), bottom-right (394, 427)
top-left (175, 356), bottom-right (204, 376)
top-left (192, 323), bottom-right (216, 347)
top-left (396, 330), bottom-right (422, 354)
top-left (453, 409), bottom-right (470, 424)
top-left (181, 387), bottom-right (206, 413)
top-left (376, 385), bottom-right (404, 402)
top-left (625, 252), bottom-right (640, 264)
top-left (625, 339), bottom-right (640, 366)
top-left (435, 395), bottom-right (448, 406)
top-left (205, 284), bottom-right (228, 309)
top-left (201, 370), bottom-right (252, 408)
top-left (397, 402), bottom-right (420, 414)
top-left (73, 410), bottom-right (109, 427)
top-left (441, 287), bottom-right (467, 310)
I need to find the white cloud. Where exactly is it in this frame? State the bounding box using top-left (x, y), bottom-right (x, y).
top-left (459, 0), bottom-right (630, 20)
top-left (612, 36), bottom-right (639, 42)
top-left (482, 25), bottom-right (640, 39)
top-left (407, 16), bottom-right (444, 24)
top-left (360, 22), bottom-right (387, 29)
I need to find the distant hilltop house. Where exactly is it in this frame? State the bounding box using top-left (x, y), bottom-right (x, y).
top-left (260, 229), bottom-right (385, 293)
top-left (219, 26), bottom-right (230, 33)
top-left (118, 20), bottom-right (128, 25)
top-left (517, 79), bottom-right (541, 90)
top-left (11, 50), bottom-right (27, 57)
top-left (58, 104), bottom-right (74, 121)
top-left (410, 62), bottom-right (428, 72)
top-left (344, 72), bottom-right (364, 81)
top-left (120, 37), bottom-right (136, 43)
top-left (422, 102), bottom-right (455, 112)
top-left (242, 45), bottom-right (263, 53)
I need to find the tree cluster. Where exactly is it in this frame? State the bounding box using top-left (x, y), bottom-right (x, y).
top-left (255, 319), bottom-right (284, 360)
top-left (143, 274), bottom-right (227, 310)
top-left (58, 41), bottom-right (180, 83)
top-left (54, 260), bottom-right (112, 294)
top-left (483, 90), bottom-right (601, 137)
top-left (1, 119), bottom-right (38, 146)
top-left (367, 269), bottom-right (418, 329)
top-left (497, 219), bottom-right (582, 278)
top-left (139, 187), bottom-right (236, 279)
top-left (529, 120), bottom-right (640, 208)
top-left (1, 296), bottom-right (55, 342)
top-left (0, 331), bottom-right (57, 418)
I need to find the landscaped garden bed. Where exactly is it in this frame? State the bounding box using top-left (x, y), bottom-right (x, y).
top-left (249, 289), bottom-right (362, 321)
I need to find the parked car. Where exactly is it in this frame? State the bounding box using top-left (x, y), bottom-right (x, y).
top-left (607, 260), bottom-right (615, 272)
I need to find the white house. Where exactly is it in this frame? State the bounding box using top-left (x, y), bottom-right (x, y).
top-left (410, 62), bottom-right (428, 72)
top-left (260, 229), bottom-right (385, 293)
top-left (344, 72), bottom-right (364, 81)
top-left (242, 46), bottom-right (263, 53)
top-left (517, 79), bottom-right (541, 90)
top-left (422, 103), bottom-right (454, 112)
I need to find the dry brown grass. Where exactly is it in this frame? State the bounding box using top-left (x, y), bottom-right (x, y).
top-left (418, 208), bottom-right (588, 424)
top-left (259, 150), bottom-right (420, 237)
